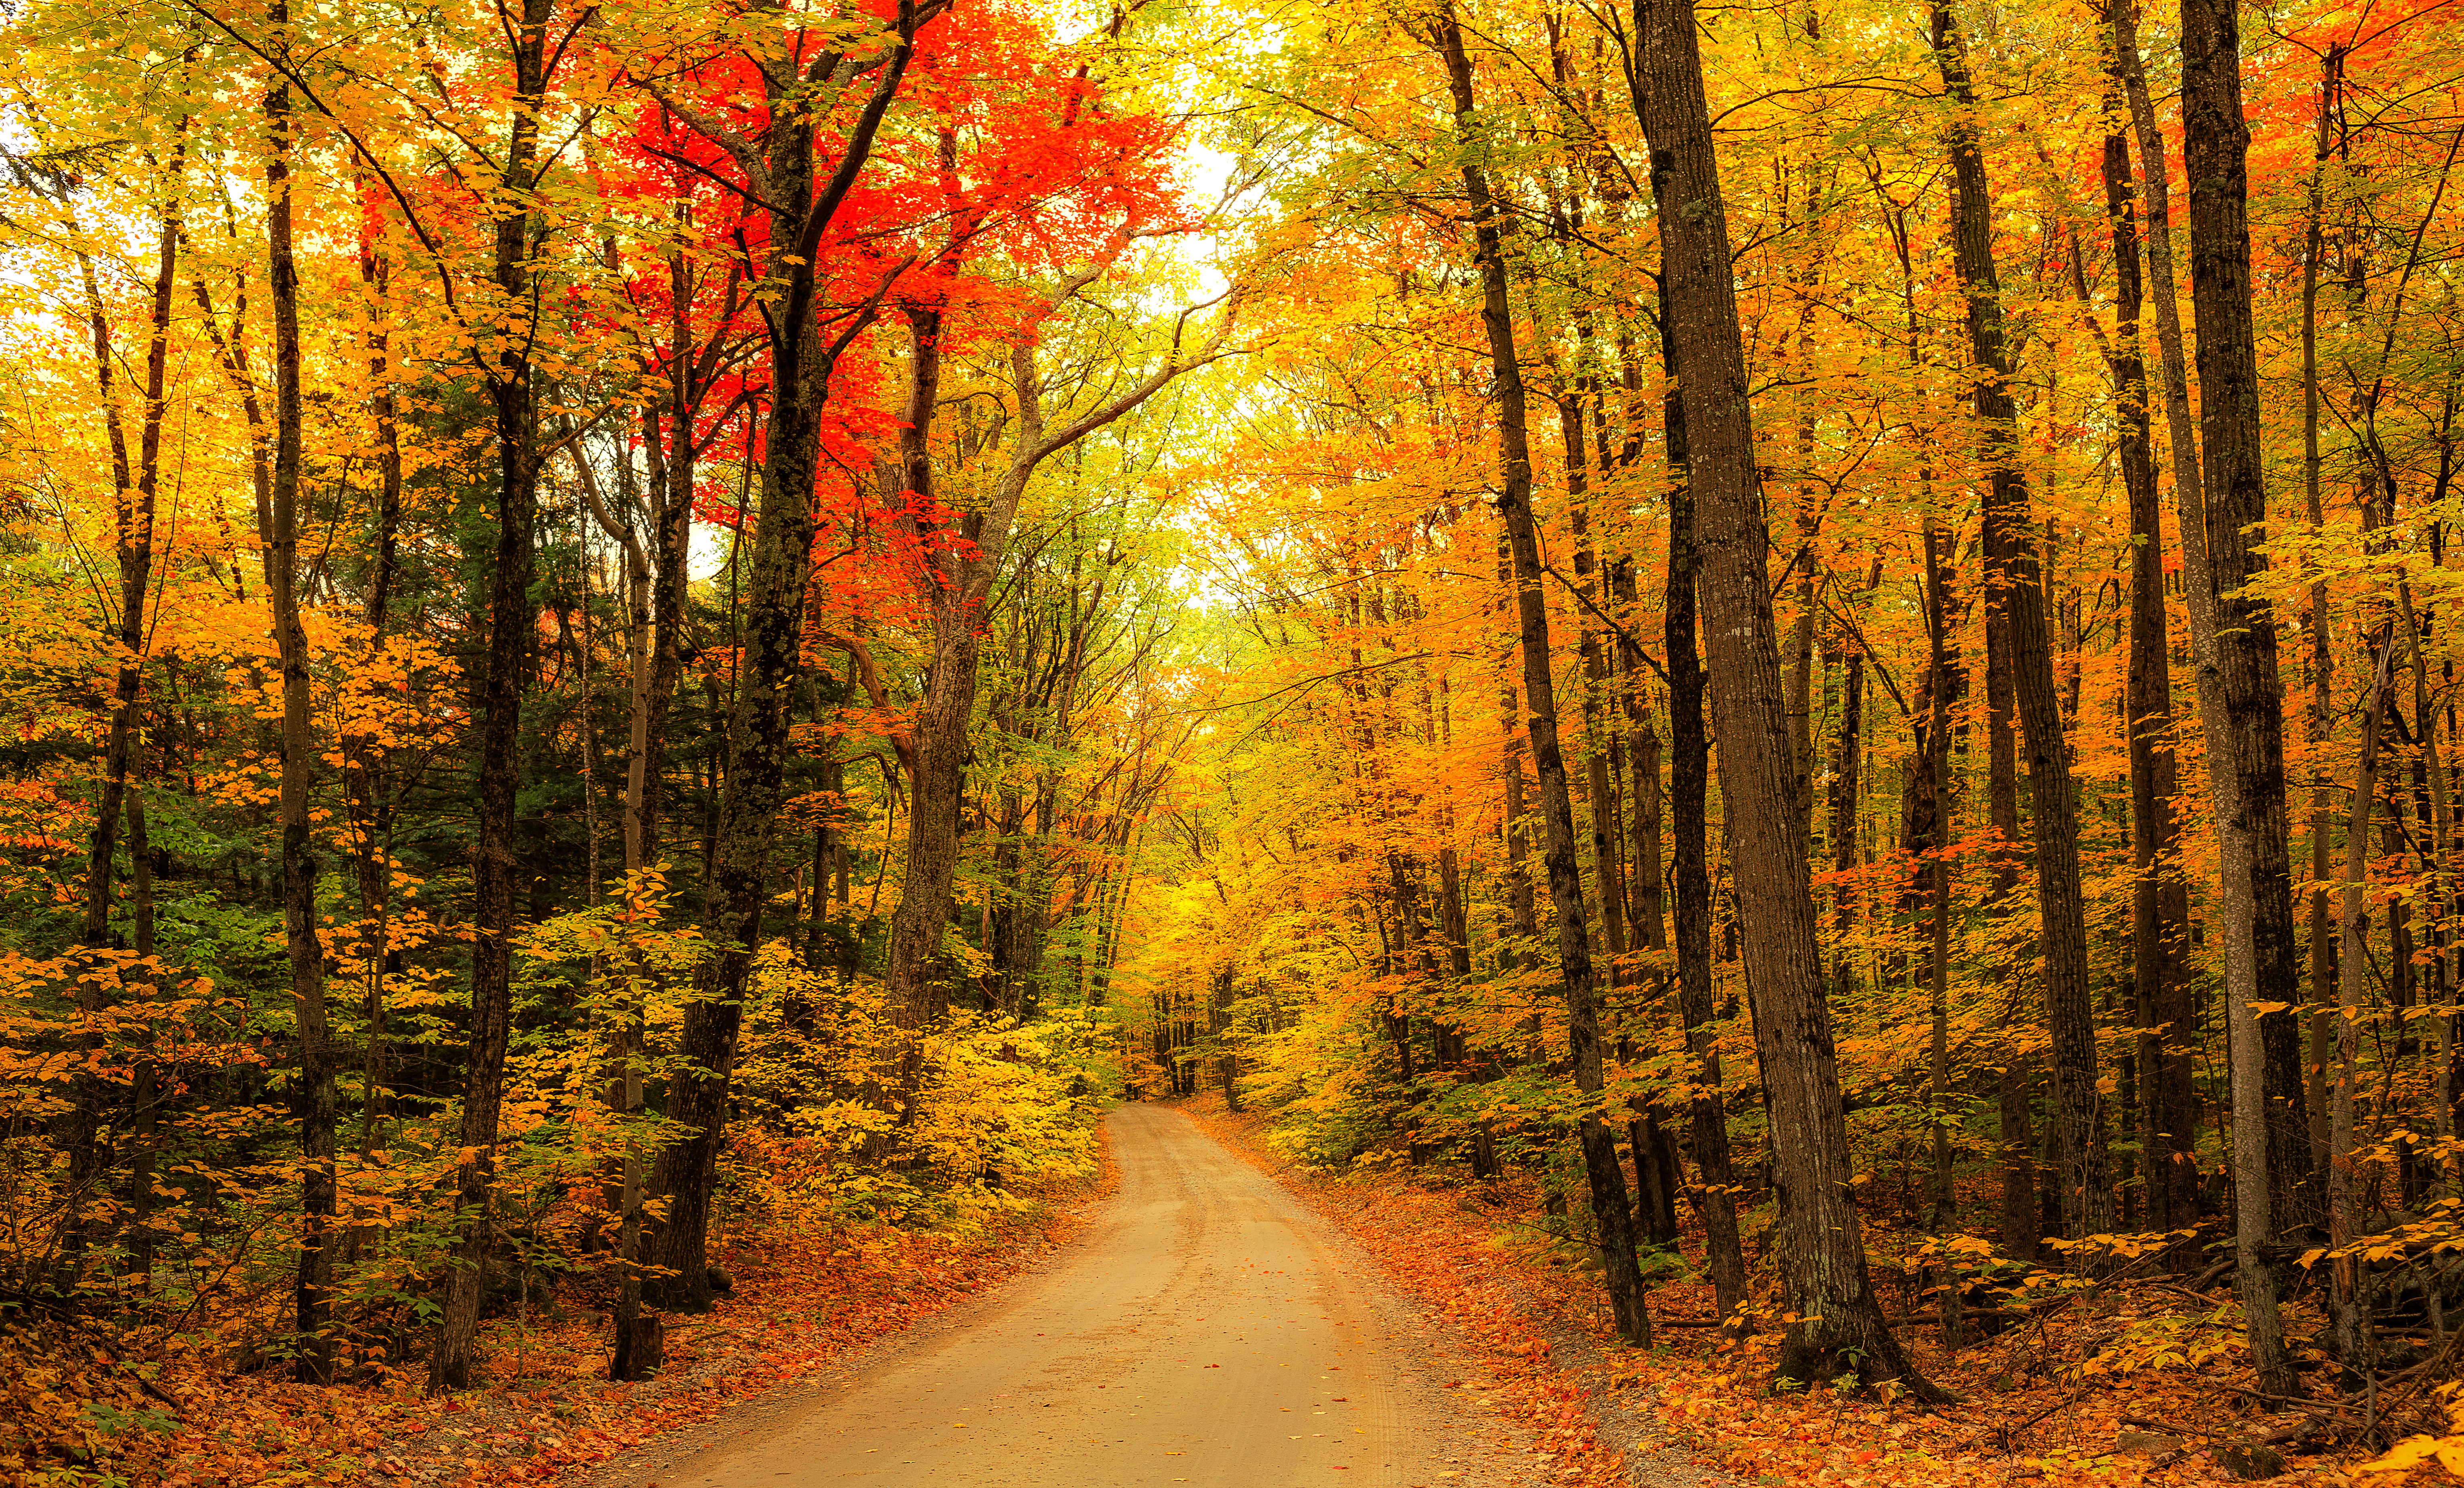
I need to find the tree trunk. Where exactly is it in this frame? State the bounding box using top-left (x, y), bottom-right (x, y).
top-left (1616, 551), bottom-right (1667, 953)
top-left (124, 789), bottom-right (159, 1283)
top-left (264, 37), bottom-right (338, 1385)
top-left (575, 441), bottom-right (658, 1380)
top-left (2174, 0), bottom-right (2304, 1393)
top-left (1628, 1114), bottom-right (1682, 1244)
top-left (1830, 631), bottom-right (1865, 931)
top-left (647, 28), bottom-right (919, 1308)
top-left (2330, 635), bottom-right (2395, 1368)
top-left (1213, 967), bottom-right (1242, 1113)
top-left (640, 251), bottom-right (705, 874)
top-left (1934, 0), bottom-right (2107, 1246)
top-left (1634, 0), bottom-right (1937, 1395)
top-left (2099, 82), bottom-right (2198, 1242)
top-left (347, 206), bottom-right (407, 1165)
top-left (1563, 402), bottom-right (1629, 980)
top-left (882, 302), bottom-right (967, 1047)
top-left (57, 107), bottom-right (185, 1293)
top-left (2403, 589), bottom-right (2457, 1185)
top-left (430, 0), bottom-right (555, 1392)
top-left (1930, 823), bottom-right (1959, 1346)
top-left (1660, 311), bottom-right (1747, 1330)
top-left (2298, 51), bottom-right (2344, 1198)
top-left (1500, 532), bottom-right (1541, 953)
top-left (1985, 516), bottom-right (2038, 1261)
top-left (1433, 2), bottom-right (1649, 1345)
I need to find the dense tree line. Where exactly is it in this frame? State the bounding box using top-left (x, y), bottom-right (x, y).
top-left (1120, 0), bottom-right (2464, 1422)
top-left (0, 0), bottom-right (1225, 1393)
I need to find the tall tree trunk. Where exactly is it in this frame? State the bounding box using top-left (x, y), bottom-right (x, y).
top-left (2099, 79), bottom-right (2198, 1242)
top-left (1830, 632), bottom-right (1866, 930)
top-left (1617, 553), bottom-right (1668, 953)
top-left (1929, 801), bottom-right (1959, 1344)
top-left (1635, 0), bottom-right (1938, 1395)
top-left (650, 28), bottom-right (919, 1310)
top-left (1660, 311), bottom-right (1747, 1328)
top-left (1561, 397), bottom-right (1628, 979)
top-left (1435, 839), bottom-right (1473, 1076)
top-left (2176, 0), bottom-right (2304, 1394)
top-left (2298, 51), bottom-right (2345, 1196)
top-left (1500, 533), bottom-right (1541, 952)
top-left (124, 788), bottom-right (159, 1282)
top-left (573, 441), bottom-right (658, 1379)
top-left (2330, 635), bottom-right (2395, 1368)
top-left (1784, 541), bottom-right (1819, 845)
top-left (1433, 3), bottom-right (1649, 1344)
top-left (882, 304), bottom-right (966, 1047)
top-left (265, 41), bottom-right (338, 1384)
top-left (1906, 507), bottom-right (1966, 1340)
top-left (1978, 515), bottom-right (2038, 1269)
top-left (1212, 967), bottom-right (1241, 1112)
top-left (430, 0), bottom-right (555, 1391)
top-left (1934, 1), bottom-right (2108, 1246)
top-left (349, 209), bottom-right (405, 1161)
top-left (640, 246), bottom-right (708, 870)
top-left (57, 105), bottom-right (185, 1293)
top-left (2403, 589), bottom-right (2457, 1185)
top-left (2109, 11), bottom-right (2300, 1334)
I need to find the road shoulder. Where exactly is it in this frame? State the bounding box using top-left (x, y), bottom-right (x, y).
top-left (540, 1146), bottom-right (1118, 1488)
top-left (1173, 1095), bottom-right (1732, 1488)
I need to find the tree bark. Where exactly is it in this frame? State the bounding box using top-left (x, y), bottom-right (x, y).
top-left (2176, 0), bottom-right (2304, 1394)
top-left (1433, 2), bottom-right (1649, 1344)
top-left (1985, 514), bottom-right (2037, 1261)
top-left (1934, 0), bottom-right (2107, 1246)
top-left (56, 103), bottom-right (184, 1293)
top-left (2298, 51), bottom-right (2344, 1196)
top-left (430, 0), bottom-right (555, 1391)
top-left (638, 248), bottom-right (708, 875)
top-left (348, 207), bottom-right (405, 1162)
top-left (1659, 308), bottom-right (1747, 1329)
top-left (1830, 629), bottom-right (1866, 930)
top-left (124, 788), bottom-right (159, 1282)
top-left (2330, 634), bottom-right (2395, 1368)
top-left (1616, 551), bottom-right (1667, 953)
top-left (1635, 0), bottom-right (1937, 1394)
top-left (649, 26), bottom-right (920, 1309)
top-left (1501, 533), bottom-right (1541, 954)
top-left (264, 31), bottom-right (338, 1384)
top-left (2098, 78), bottom-right (2197, 1241)
top-left (1564, 401), bottom-right (1629, 983)
top-left (573, 442), bottom-right (657, 1379)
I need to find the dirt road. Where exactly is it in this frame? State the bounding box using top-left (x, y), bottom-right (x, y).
top-left (601, 1103), bottom-right (1531, 1487)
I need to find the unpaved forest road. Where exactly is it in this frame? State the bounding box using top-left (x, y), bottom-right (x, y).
top-left (599, 1104), bottom-right (1533, 1487)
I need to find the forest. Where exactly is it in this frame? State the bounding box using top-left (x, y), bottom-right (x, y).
top-left (3, 0), bottom-right (2463, 1477)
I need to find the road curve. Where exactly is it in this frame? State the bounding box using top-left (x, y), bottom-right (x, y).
top-left (624, 1103), bottom-right (1526, 1487)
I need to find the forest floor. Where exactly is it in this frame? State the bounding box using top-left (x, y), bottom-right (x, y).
top-left (1172, 1093), bottom-right (2407, 1487)
top-left (0, 1156), bottom-right (1112, 1488)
